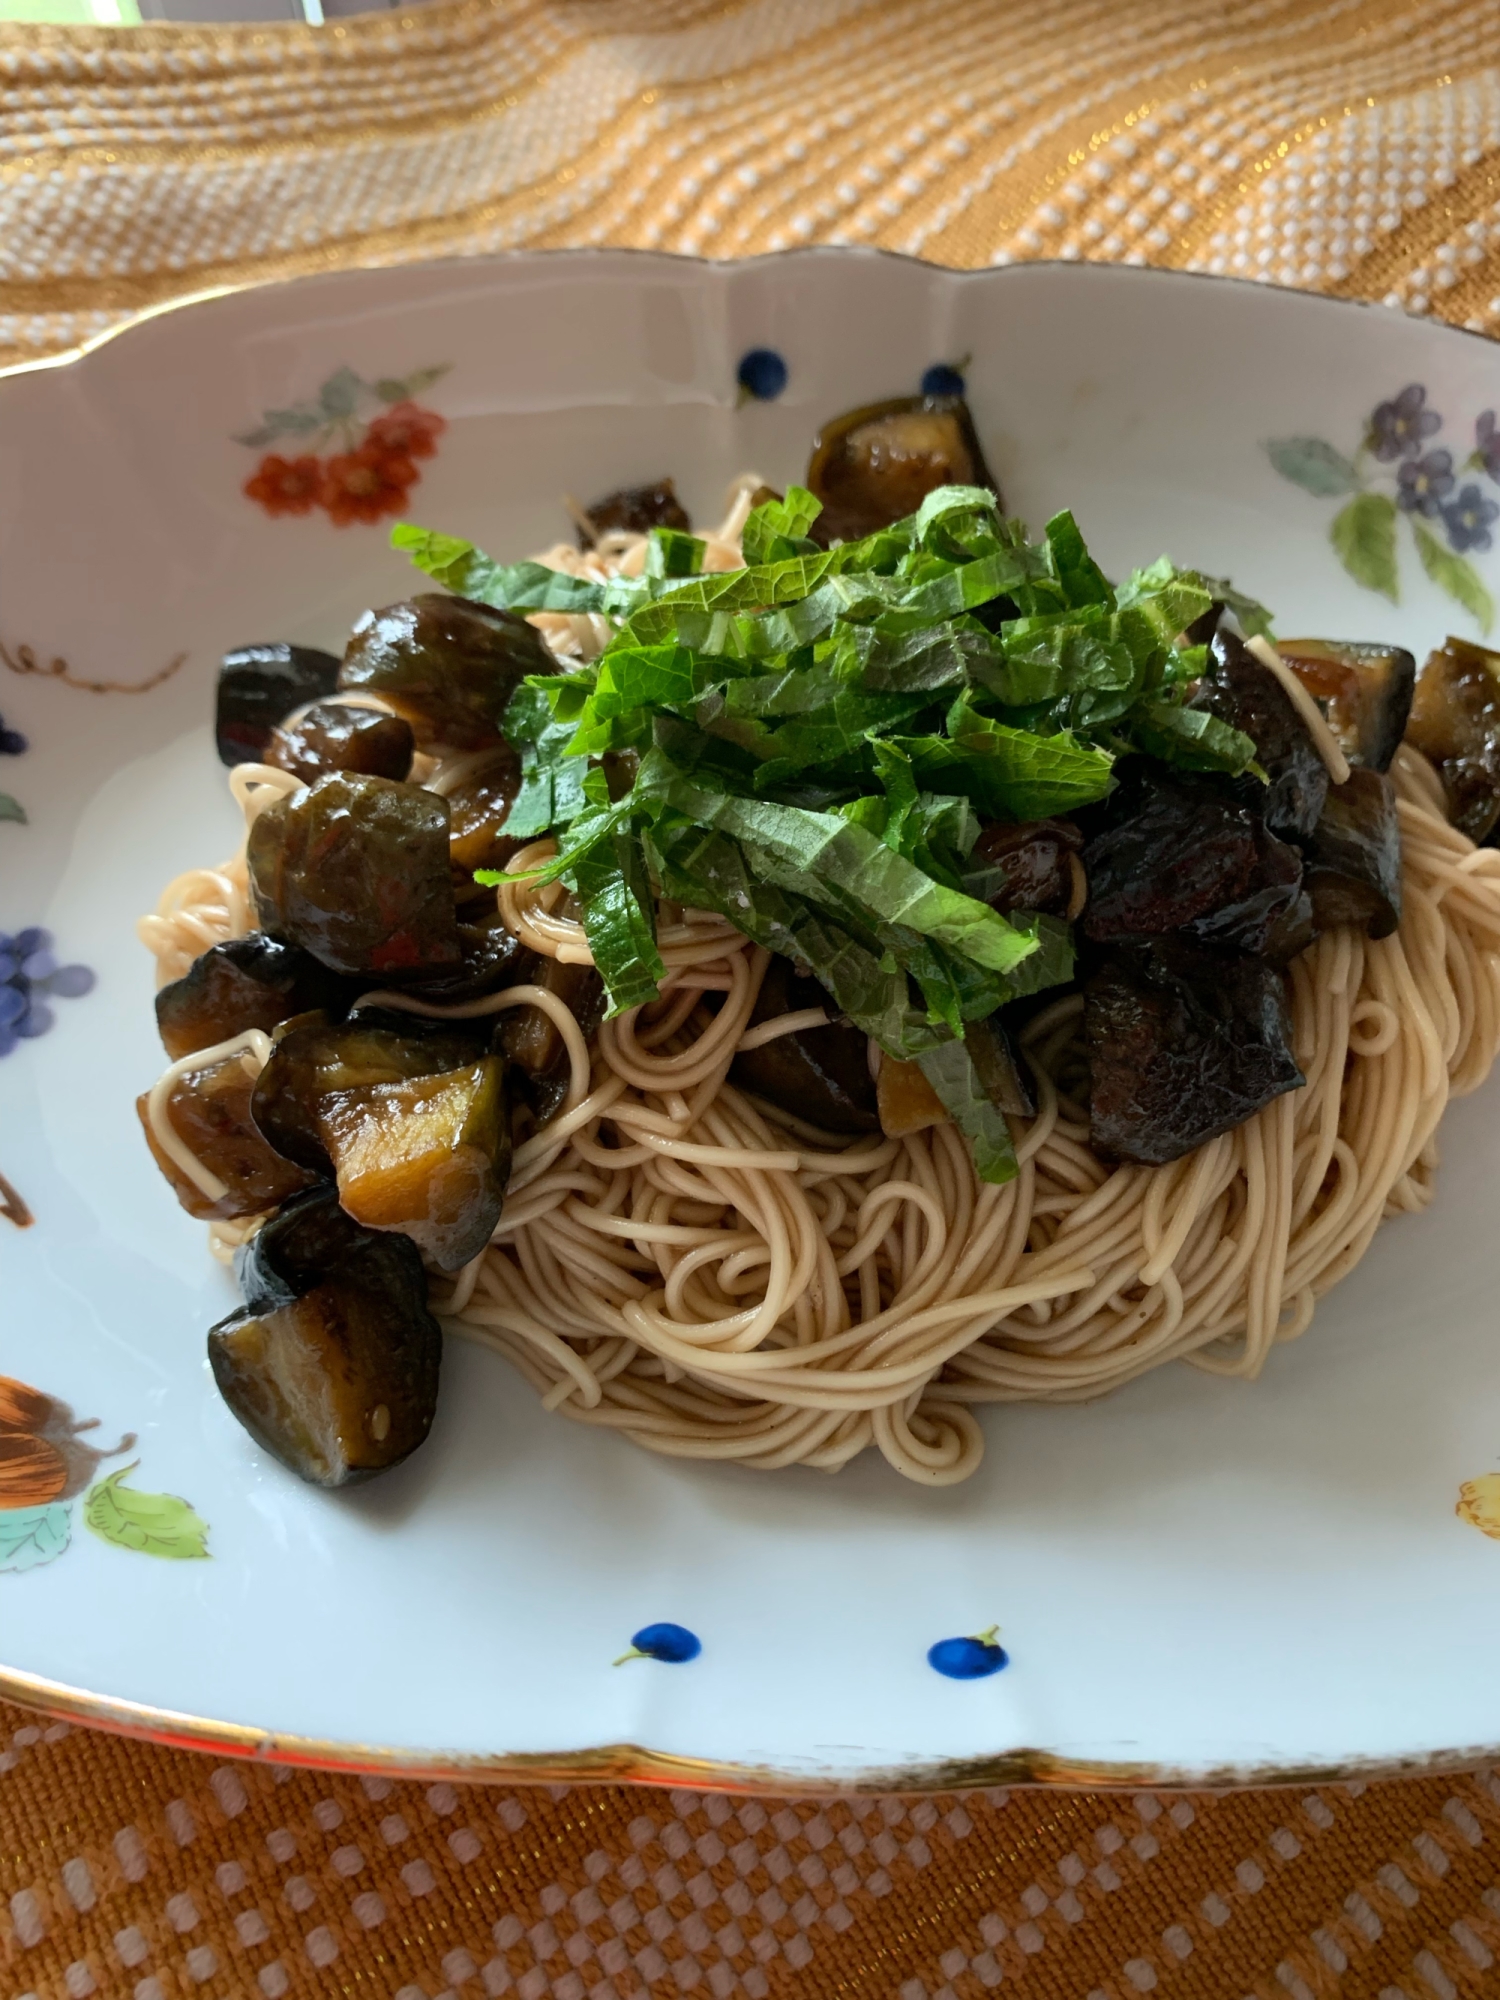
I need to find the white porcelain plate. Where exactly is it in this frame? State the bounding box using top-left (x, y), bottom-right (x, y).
top-left (4, 251), bottom-right (1500, 1791)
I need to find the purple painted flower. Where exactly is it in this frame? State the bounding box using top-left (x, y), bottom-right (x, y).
top-left (1442, 483), bottom-right (1500, 555)
top-left (1396, 449), bottom-right (1455, 517)
top-left (1371, 384), bottom-right (1442, 461)
top-left (0, 928), bottom-right (95, 1058)
top-left (1475, 411), bottom-right (1500, 483)
top-left (0, 715), bottom-right (25, 757)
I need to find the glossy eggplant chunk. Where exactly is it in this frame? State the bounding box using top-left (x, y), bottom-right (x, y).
top-left (1186, 823), bottom-right (1314, 964)
top-left (339, 595), bottom-right (555, 753)
top-left (406, 907), bottom-right (536, 1008)
top-left (576, 478), bottom-right (691, 547)
top-left (265, 701), bottom-right (414, 787)
top-left (964, 1013), bottom-right (1035, 1119)
top-left (248, 771), bottom-right (460, 978)
top-left (216, 643), bottom-right (341, 768)
top-left (445, 743), bottom-right (523, 873)
top-left (1086, 939), bottom-right (1304, 1165)
top-left (969, 818), bottom-right (1082, 917)
top-left (1304, 767), bottom-right (1402, 939)
top-left (210, 1186), bottom-right (440, 1487)
top-left (1276, 639), bottom-right (1415, 773)
top-left (1404, 636), bottom-right (1500, 842)
top-left (729, 956), bottom-right (879, 1135)
top-left (1188, 628), bottom-right (1329, 842)
top-left (499, 956), bottom-right (605, 1126)
top-left (155, 934), bottom-right (360, 1061)
top-left (137, 1051), bottom-right (319, 1220)
top-left (250, 1016), bottom-right (508, 1269)
top-left (806, 394), bottom-right (1000, 546)
top-left (1082, 779), bottom-right (1258, 943)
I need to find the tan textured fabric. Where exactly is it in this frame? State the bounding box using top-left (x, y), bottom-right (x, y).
top-left (6, 5), bottom-right (1500, 1995)
top-left (3, 0), bottom-right (1500, 371)
top-left (4, 1701), bottom-right (1500, 1999)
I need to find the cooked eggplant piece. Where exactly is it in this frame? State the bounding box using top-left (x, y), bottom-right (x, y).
top-left (1303, 767), bottom-right (1402, 939)
top-left (728, 956), bottom-right (879, 1135)
top-left (248, 771), bottom-right (461, 979)
top-left (250, 1015), bottom-right (508, 1269)
top-left (209, 1185), bottom-right (440, 1487)
top-left (964, 1014), bottom-right (1035, 1118)
top-left (1404, 636), bottom-right (1500, 842)
top-left (155, 934), bottom-right (360, 1061)
top-left (969, 818), bottom-right (1082, 917)
top-left (806, 394), bottom-right (999, 546)
top-left (339, 595), bottom-right (555, 753)
top-left (1188, 628), bottom-right (1329, 842)
top-left (1086, 939), bottom-right (1304, 1165)
top-left (216, 643), bottom-right (342, 769)
top-left (576, 478), bottom-right (691, 547)
top-left (444, 743), bottom-right (523, 874)
top-left (137, 1050), bottom-right (319, 1220)
top-left (876, 1057), bottom-right (946, 1137)
top-left (1082, 779), bottom-right (1259, 943)
top-left (405, 906), bottom-right (536, 1009)
top-left (264, 701), bottom-right (414, 787)
top-left (1186, 823), bottom-right (1314, 964)
top-left (499, 956), bottom-right (605, 1125)
top-left (1275, 639), bottom-right (1415, 774)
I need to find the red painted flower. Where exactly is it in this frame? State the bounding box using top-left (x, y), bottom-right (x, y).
top-left (318, 445), bottom-right (417, 528)
top-left (243, 454), bottom-right (323, 517)
top-left (365, 400), bottom-right (446, 461)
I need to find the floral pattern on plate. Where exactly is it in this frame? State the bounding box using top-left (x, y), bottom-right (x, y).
top-left (0, 1378), bottom-right (210, 1573)
top-left (0, 929), bottom-right (95, 1059)
top-left (614, 1623), bottom-right (702, 1665)
top-left (1267, 384), bottom-right (1497, 633)
top-left (1457, 1475), bottom-right (1500, 1539)
top-left (0, 707), bottom-right (26, 827)
top-left (238, 364), bottom-right (450, 527)
top-left (928, 1627), bottom-right (1008, 1679)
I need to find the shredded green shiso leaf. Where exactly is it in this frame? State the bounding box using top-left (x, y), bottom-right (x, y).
top-left (392, 486), bottom-right (1269, 1185)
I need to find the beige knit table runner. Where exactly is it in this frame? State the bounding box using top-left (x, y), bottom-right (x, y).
top-left (5, 4), bottom-right (1500, 1997)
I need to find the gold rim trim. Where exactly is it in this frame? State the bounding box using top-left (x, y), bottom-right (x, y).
top-left (3, 1664), bottom-right (1495, 1795)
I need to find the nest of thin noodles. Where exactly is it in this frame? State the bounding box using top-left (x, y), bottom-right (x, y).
top-left (137, 480), bottom-right (1500, 1485)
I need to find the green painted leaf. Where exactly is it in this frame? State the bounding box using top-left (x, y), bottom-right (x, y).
top-left (83, 1466), bottom-right (210, 1561)
top-left (0, 793), bottom-right (25, 824)
top-left (318, 365), bottom-right (364, 420)
top-left (1412, 521), bottom-right (1495, 634)
top-left (1330, 493), bottom-right (1399, 603)
top-left (1266, 437), bottom-right (1362, 497)
top-left (0, 1502), bottom-right (70, 1574)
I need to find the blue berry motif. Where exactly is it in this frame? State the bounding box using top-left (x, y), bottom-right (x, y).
top-left (927, 1626), bottom-right (1008, 1680)
top-left (0, 715), bottom-right (26, 757)
top-left (921, 361), bottom-right (968, 398)
top-left (615, 1622), bottom-right (702, 1666)
top-left (736, 349), bottom-right (788, 403)
top-left (0, 929), bottom-right (96, 1058)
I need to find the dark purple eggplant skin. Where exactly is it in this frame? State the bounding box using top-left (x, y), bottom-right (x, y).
top-left (1188, 628), bottom-right (1329, 843)
top-left (210, 1184), bottom-right (441, 1489)
top-left (1082, 779), bottom-right (1259, 943)
top-left (248, 771), bottom-right (461, 979)
top-left (1404, 637), bottom-right (1500, 843)
top-left (1276, 639), bottom-right (1415, 774)
top-left (1304, 767), bottom-right (1402, 940)
top-left (1186, 822), bottom-right (1313, 964)
top-left (339, 595), bottom-right (555, 753)
top-left (576, 479), bottom-right (691, 548)
top-left (728, 955), bottom-right (879, 1135)
top-left (806, 394), bottom-right (1000, 546)
top-left (1085, 938), bottom-right (1304, 1166)
top-left (216, 643), bottom-right (342, 769)
top-left (264, 702), bottom-right (414, 787)
top-left (964, 1013), bottom-right (1035, 1118)
top-left (496, 955), bottom-right (606, 1128)
top-left (155, 934), bottom-right (362, 1061)
top-left (400, 906), bottom-right (537, 1009)
top-left (970, 818), bottom-right (1082, 917)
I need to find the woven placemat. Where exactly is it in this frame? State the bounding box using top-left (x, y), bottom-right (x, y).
top-left (5, 3), bottom-right (1500, 1996)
